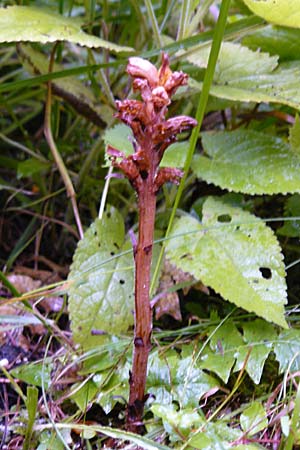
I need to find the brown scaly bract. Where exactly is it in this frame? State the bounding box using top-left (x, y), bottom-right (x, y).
top-left (107, 53), bottom-right (197, 192)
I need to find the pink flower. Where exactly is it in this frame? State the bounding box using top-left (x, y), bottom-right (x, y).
top-left (109, 53), bottom-right (197, 192)
top-left (127, 57), bottom-right (159, 89)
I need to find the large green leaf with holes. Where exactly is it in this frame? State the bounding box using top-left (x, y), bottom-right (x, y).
top-left (0, 5), bottom-right (133, 52)
top-left (193, 129), bottom-right (300, 194)
top-left (187, 42), bottom-right (300, 109)
top-left (68, 208), bottom-right (134, 348)
top-left (243, 0), bottom-right (300, 28)
top-left (166, 197), bottom-right (288, 328)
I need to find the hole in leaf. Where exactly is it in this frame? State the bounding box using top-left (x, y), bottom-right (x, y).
top-left (110, 251), bottom-right (115, 256)
top-left (114, 242), bottom-right (120, 249)
top-left (235, 225), bottom-right (240, 231)
top-left (217, 214), bottom-right (231, 223)
top-left (119, 279), bottom-right (125, 285)
top-left (259, 267), bottom-right (272, 279)
top-left (180, 253), bottom-right (193, 260)
top-left (107, 212), bottom-right (111, 218)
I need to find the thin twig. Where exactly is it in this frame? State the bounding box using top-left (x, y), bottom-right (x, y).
top-left (44, 43), bottom-right (84, 239)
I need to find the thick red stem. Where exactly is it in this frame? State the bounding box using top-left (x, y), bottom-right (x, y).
top-left (126, 155), bottom-right (158, 433)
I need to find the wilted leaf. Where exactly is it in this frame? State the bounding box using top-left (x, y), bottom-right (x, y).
top-left (155, 259), bottom-right (196, 321)
top-left (154, 291), bottom-right (182, 321)
top-left (166, 197), bottom-right (288, 328)
top-left (0, 5), bottom-right (133, 52)
top-left (193, 129), bottom-right (300, 195)
top-left (240, 402), bottom-right (268, 436)
top-left (242, 0), bottom-right (300, 28)
top-left (68, 207), bottom-right (134, 348)
top-left (18, 44), bottom-right (107, 127)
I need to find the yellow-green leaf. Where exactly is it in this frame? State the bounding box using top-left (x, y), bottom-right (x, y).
top-left (166, 197), bottom-right (288, 328)
top-left (68, 208), bottom-right (134, 348)
top-left (0, 5), bottom-right (133, 52)
top-left (243, 0), bottom-right (300, 28)
top-left (193, 129), bottom-right (300, 195)
top-left (187, 42), bottom-right (300, 109)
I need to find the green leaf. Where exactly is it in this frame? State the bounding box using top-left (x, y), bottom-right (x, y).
top-left (242, 0), bottom-right (300, 28)
top-left (273, 329), bottom-right (300, 372)
top-left (152, 404), bottom-right (242, 447)
top-left (240, 402), bottom-right (268, 436)
top-left (68, 207), bottom-right (134, 348)
top-left (242, 25), bottom-right (300, 61)
top-left (147, 347), bottom-right (219, 407)
top-left (60, 423), bottom-right (171, 450)
top-left (70, 380), bottom-right (98, 411)
top-left (161, 141), bottom-right (190, 168)
top-left (238, 320), bottom-right (277, 384)
top-left (104, 123), bottom-right (188, 168)
top-left (17, 158), bottom-right (50, 179)
top-left (24, 386), bottom-right (39, 450)
top-left (199, 321), bottom-right (244, 383)
top-left (0, 5), bottom-right (133, 52)
top-left (37, 431), bottom-right (67, 450)
top-left (193, 129), bottom-right (300, 195)
top-left (94, 359), bottom-right (131, 413)
top-left (189, 52), bottom-right (300, 109)
top-left (199, 319), bottom-right (277, 384)
top-left (186, 42), bottom-right (278, 80)
top-left (18, 44), bottom-right (108, 127)
top-left (277, 194), bottom-right (300, 238)
top-left (11, 362), bottom-right (51, 389)
top-left (166, 197), bottom-right (288, 328)
top-left (104, 124), bottom-right (134, 161)
top-left (188, 423), bottom-right (242, 449)
top-left (151, 404), bottom-right (203, 442)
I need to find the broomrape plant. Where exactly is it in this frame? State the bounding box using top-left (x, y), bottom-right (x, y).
top-left (107, 53), bottom-right (197, 432)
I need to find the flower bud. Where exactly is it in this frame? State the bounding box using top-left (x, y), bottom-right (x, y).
top-left (127, 57), bottom-right (159, 88)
